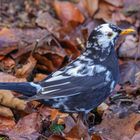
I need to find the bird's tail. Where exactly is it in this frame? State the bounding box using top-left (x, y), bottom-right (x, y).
top-left (0, 82), bottom-right (40, 96)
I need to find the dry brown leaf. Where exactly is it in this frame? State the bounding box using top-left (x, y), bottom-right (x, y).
top-left (120, 61), bottom-right (140, 84)
top-left (66, 119), bottom-right (90, 140)
top-left (0, 105), bottom-right (13, 118)
top-left (48, 135), bottom-right (66, 140)
top-left (0, 55), bottom-right (5, 61)
top-left (91, 134), bottom-right (102, 140)
top-left (34, 54), bottom-right (56, 72)
top-left (36, 12), bottom-right (61, 34)
top-left (0, 57), bottom-right (15, 71)
top-left (77, 0), bottom-right (99, 17)
top-left (0, 116), bottom-right (15, 131)
top-left (104, 0), bottom-right (123, 7)
top-left (112, 11), bottom-right (134, 24)
top-left (118, 35), bottom-right (139, 59)
top-left (5, 112), bottom-right (41, 140)
top-left (96, 112), bottom-right (140, 140)
top-left (0, 90), bottom-right (26, 110)
top-left (64, 116), bottom-right (76, 133)
top-left (97, 102), bottom-right (109, 115)
top-left (0, 72), bottom-right (26, 82)
top-left (0, 28), bottom-right (18, 55)
top-left (34, 73), bottom-right (47, 82)
top-left (15, 55), bottom-right (37, 78)
top-left (54, 0), bottom-right (85, 26)
top-left (85, 0), bottom-right (99, 17)
top-left (94, 1), bottom-right (115, 22)
top-left (131, 133), bottom-right (140, 140)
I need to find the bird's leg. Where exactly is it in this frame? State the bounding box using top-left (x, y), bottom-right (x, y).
top-left (69, 113), bottom-right (77, 122)
top-left (78, 112), bottom-right (89, 126)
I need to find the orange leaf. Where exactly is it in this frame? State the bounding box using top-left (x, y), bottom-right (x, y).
top-left (54, 0), bottom-right (85, 26)
top-left (0, 115), bottom-right (15, 131)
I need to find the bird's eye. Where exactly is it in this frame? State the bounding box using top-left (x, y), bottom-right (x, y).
top-left (107, 32), bottom-right (113, 37)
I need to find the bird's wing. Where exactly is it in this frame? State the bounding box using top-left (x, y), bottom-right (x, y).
top-left (29, 69), bottom-right (113, 100)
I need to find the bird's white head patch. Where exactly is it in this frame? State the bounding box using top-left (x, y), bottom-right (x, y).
top-left (87, 23), bottom-right (121, 61)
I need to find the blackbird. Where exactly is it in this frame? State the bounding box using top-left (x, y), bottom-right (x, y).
top-left (0, 23), bottom-right (135, 117)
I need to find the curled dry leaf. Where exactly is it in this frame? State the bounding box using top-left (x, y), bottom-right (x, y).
top-left (0, 57), bottom-right (15, 71)
top-left (54, 0), bottom-right (85, 26)
top-left (96, 112), bottom-right (140, 140)
top-left (5, 112), bottom-right (41, 140)
top-left (64, 116), bottom-right (76, 133)
top-left (15, 55), bottom-right (37, 78)
top-left (0, 116), bottom-right (15, 131)
top-left (0, 90), bottom-right (27, 110)
top-left (0, 28), bottom-right (18, 55)
top-left (97, 102), bottom-right (109, 115)
top-left (34, 73), bottom-right (47, 82)
top-left (118, 35), bottom-right (139, 59)
top-left (0, 72), bottom-right (26, 82)
top-left (48, 135), bottom-right (66, 140)
top-left (94, 1), bottom-right (115, 22)
top-left (36, 12), bottom-right (61, 35)
top-left (77, 0), bottom-right (99, 17)
top-left (65, 119), bottom-right (90, 140)
top-left (0, 105), bottom-right (13, 118)
top-left (104, 0), bottom-right (123, 7)
top-left (34, 54), bottom-right (56, 72)
top-left (119, 61), bottom-right (140, 84)
top-left (112, 11), bottom-right (134, 24)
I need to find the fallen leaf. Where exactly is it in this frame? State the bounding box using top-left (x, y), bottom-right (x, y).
top-left (118, 35), bottom-right (139, 59)
top-left (36, 12), bottom-right (61, 36)
top-left (48, 135), bottom-right (66, 140)
top-left (97, 102), bottom-right (109, 115)
top-left (131, 133), bottom-right (140, 140)
top-left (94, 1), bottom-right (115, 22)
top-left (0, 105), bottom-right (13, 118)
top-left (0, 28), bottom-right (18, 55)
top-left (34, 54), bottom-right (56, 72)
top-left (96, 112), bottom-right (140, 140)
top-left (0, 116), bottom-right (15, 131)
top-left (0, 72), bottom-right (26, 82)
top-left (78, 0), bottom-right (99, 17)
top-left (0, 57), bottom-right (15, 72)
top-left (34, 73), bottom-right (47, 82)
top-left (5, 113), bottom-right (41, 140)
top-left (65, 119), bottom-right (90, 139)
top-left (0, 90), bottom-right (27, 110)
top-left (104, 0), bottom-right (123, 7)
top-left (54, 0), bottom-right (85, 26)
top-left (91, 134), bottom-right (102, 140)
top-left (15, 55), bottom-right (37, 78)
top-left (64, 116), bottom-right (76, 133)
top-left (119, 61), bottom-right (140, 84)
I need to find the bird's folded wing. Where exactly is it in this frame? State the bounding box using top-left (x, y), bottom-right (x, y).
top-left (28, 71), bottom-right (111, 100)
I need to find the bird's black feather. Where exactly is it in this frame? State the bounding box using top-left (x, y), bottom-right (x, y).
top-left (0, 23), bottom-right (123, 114)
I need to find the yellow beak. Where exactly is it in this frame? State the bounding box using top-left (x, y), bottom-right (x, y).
top-left (120, 28), bottom-right (135, 35)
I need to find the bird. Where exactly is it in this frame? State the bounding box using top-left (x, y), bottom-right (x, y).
top-left (0, 23), bottom-right (135, 120)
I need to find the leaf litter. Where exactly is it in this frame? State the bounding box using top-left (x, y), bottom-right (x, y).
top-left (0, 0), bottom-right (140, 140)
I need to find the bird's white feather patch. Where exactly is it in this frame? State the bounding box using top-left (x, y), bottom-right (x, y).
top-left (110, 81), bottom-right (115, 92)
top-left (41, 89), bottom-right (60, 94)
top-left (30, 82), bottom-right (42, 92)
top-left (43, 82), bottom-right (70, 89)
top-left (46, 75), bottom-right (71, 82)
top-left (105, 71), bottom-right (111, 82)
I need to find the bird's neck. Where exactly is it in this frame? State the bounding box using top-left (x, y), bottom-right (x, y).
top-left (81, 46), bottom-right (111, 63)
top-left (80, 46), bottom-right (120, 82)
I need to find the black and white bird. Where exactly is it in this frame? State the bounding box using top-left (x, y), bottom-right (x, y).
top-left (0, 23), bottom-right (134, 116)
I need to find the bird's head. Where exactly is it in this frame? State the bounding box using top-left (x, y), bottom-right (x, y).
top-left (87, 23), bottom-right (135, 61)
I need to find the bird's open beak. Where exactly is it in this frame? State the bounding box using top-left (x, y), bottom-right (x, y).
top-left (120, 28), bottom-right (135, 35)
